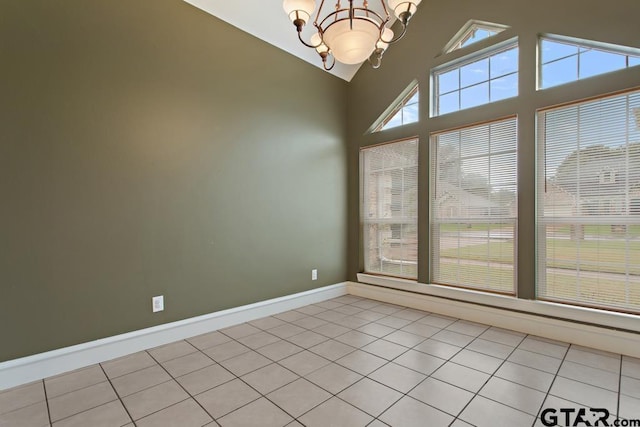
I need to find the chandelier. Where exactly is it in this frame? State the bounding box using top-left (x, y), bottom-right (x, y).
top-left (283, 0), bottom-right (421, 70)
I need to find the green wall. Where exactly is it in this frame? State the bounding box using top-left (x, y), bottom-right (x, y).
top-left (347, 0), bottom-right (640, 290)
top-left (0, 0), bottom-right (347, 361)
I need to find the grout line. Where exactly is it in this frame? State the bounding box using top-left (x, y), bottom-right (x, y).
top-left (530, 339), bottom-right (571, 427)
top-left (42, 379), bottom-right (52, 427)
top-left (97, 364), bottom-right (135, 426)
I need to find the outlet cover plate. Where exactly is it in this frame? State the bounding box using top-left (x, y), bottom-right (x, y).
top-left (152, 295), bottom-right (164, 313)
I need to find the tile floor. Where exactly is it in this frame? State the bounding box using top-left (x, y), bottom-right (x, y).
top-left (1, 295), bottom-right (639, 427)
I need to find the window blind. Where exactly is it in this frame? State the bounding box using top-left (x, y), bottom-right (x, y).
top-left (431, 117), bottom-right (517, 294)
top-left (361, 139), bottom-right (418, 279)
top-left (537, 89), bottom-right (640, 312)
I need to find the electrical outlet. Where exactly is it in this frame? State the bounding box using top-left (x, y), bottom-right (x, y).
top-left (311, 269), bottom-right (318, 280)
top-left (152, 295), bottom-right (164, 313)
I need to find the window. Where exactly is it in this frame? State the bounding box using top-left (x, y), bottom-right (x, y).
top-left (373, 85), bottom-right (419, 132)
top-left (362, 139), bottom-right (418, 279)
top-left (539, 35), bottom-right (640, 89)
top-left (537, 89), bottom-right (640, 312)
top-left (445, 20), bottom-right (509, 53)
top-left (433, 41), bottom-right (519, 116)
top-left (431, 117), bottom-right (517, 294)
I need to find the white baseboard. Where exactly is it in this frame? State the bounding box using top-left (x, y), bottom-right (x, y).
top-left (0, 283), bottom-right (348, 391)
top-left (348, 281), bottom-right (640, 358)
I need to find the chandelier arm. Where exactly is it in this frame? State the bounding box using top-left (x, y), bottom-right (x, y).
top-left (297, 30), bottom-right (323, 49)
top-left (322, 54), bottom-right (336, 70)
top-left (382, 22), bottom-right (408, 44)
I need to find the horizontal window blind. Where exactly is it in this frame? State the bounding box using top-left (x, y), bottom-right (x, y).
top-left (537, 89), bottom-right (640, 312)
top-left (361, 139), bottom-right (418, 279)
top-left (431, 117), bottom-right (517, 294)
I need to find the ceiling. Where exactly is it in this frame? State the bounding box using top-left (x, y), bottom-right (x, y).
top-left (183, 0), bottom-right (388, 82)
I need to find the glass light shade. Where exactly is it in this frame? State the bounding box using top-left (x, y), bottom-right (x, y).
top-left (387, 0), bottom-right (420, 19)
top-left (310, 33), bottom-right (329, 54)
top-left (322, 19), bottom-right (380, 64)
top-left (283, 0), bottom-right (316, 23)
top-left (376, 27), bottom-right (394, 51)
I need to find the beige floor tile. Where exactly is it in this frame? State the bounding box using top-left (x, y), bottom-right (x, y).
top-left (517, 336), bottom-right (569, 359)
top-left (298, 396), bottom-right (372, 427)
top-left (241, 363), bottom-right (298, 395)
top-left (52, 400), bottom-right (130, 427)
top-left (466, 338), bottom-right (514, 359)
top-left (293, 316), bottom-right (328, 330)
top-left (431, 329), bottom-right (475, 347)
top-left (294, 305), bottom-right (327, 316)
top-left (0, 382), bottom-right (46, 415)
top-left (356, 322), bottom-right (395, 338)
top-left (479, 376), bottom-right (546, 416)
top-left (393, 308), bottom-right (428, 322)
top-left (507, 349), bottom-right (562, 374)
top-left (135, 398), bottom-right (212, 427)
top-left (334, 330), bottom-right (377, 348)
top-left (400, 322), bottom-right (440, 338)
top-left (304, 362), bottom-right (363, 394)
top-left (376, 316), bottom-right (412, 329)
top-left (564, 346), bottom-right (620, 373)
top-left (49, 381), bottom-right (117, 422)
top-left (101, 352), bottom-right (157, 379)
top-left (431, 362), bottom-right (490, 393)
top-left (416, 314), bottom-right (456, 329)
top-left (622, 375), bottom-right (640, 398)
top-left (353, 310), bottom-right (386, 322)
top-left (336, 350), bottom-right (387, 375)
top-left (409, 377), bottom-right (473, 417)
top-left (369, 362), bottom-right (427, 393)
top-left (393, 349), bottom-right (446, 376)
top-left (256, 340), bottom-right (303, 361)
top-left (379, 396), bottom-right (453, 427)
top-left (274, 310), bottom-right (307, 322)
top-left (236, 331), bottom-right (281, 350)
top-left (558, 360), bottom-right (619, 392)
top-left (278, 350), bottom-right (330, 376)
top-left (111, 365), bottom-right (172, 398)
top-left (248, 316), bottom-right (287, 330)
top-left (619, 393), bottom-right (640, 420)
top-left (219, 351), bottom-right (271, 376)
top-left (195, 379), bottom-right (260, 419)
top-left (176, 364), bottom-right (235, 396)
top-left (313, 310), bottom-right (347, 323)
top-left (218, 397), bottom-right (293, 427)
top-left (148, 341), bottom-right (197, 363)
top-left (361, 339), bottom-right (408, 361)
top-left (370, 304), bottom-right (403, 316)
top-left (413, 338), bottom-right (461, 360)
top-left (445, 320), bottom-right (489, 337)
top-left (0, 400), bottom-right (49, 427)
top-left (383, 330), bottom-right (425, 348)
top-left (45, 365), bottom-right (107, 398)
top-left (333, 305), bottom-right (363, 316)
top-left (122, 380), bottom-right (189, 420)
top-left (450, 349), bottom-right (503, 374)
top-left (332, 316), bottom-right (371, 329)
top-left (187, 331), bottom-right (231, 350)
top-left (267, 378), bottom-right (331, 418)
top-left (314, 300), bottom-right (344, 310)
top-left (284, 331), bottom-right (327, 349)
top-left (478, 327), bottom-right (525, 347)
top-left (312, 323), bottom-right (350, 338)
top-left (337, 378), bottom-right (402, 417)
top-left (268, 324), bottom-right (306, 339)
top-left (161, 351), bottom-right (214, 377)
top-left (549, 376), bottom-right (618, 415)
top-left (622, 356), bottom-right (640, 380)
top-left (203, 341), bottom-right (250, 362)
top-left (494, 361), bottom-right (555, 392)
top-left (220, 324), bottom-right (262, 340)
top-left (308, 340), bottom-right (355, 361)
top-left (460, 395), bottom-right (534, 427)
